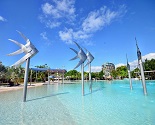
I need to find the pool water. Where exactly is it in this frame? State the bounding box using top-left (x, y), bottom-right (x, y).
top-left (0, 80), bottom-right (155, 125)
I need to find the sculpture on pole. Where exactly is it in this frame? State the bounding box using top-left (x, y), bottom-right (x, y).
top-left (70, 42), bottom-right (87, 96)
top-left (85, 49), bottom-right (94, 93)
top-left (126, 54), bottom-right (132, 90)
top-left (135, 38), bottom-right (147, 95)
top-left (8, 31), bottom-right (38, 101)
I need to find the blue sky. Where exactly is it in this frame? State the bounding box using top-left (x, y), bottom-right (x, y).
top-left (0, 0), bottom-right (155, 72)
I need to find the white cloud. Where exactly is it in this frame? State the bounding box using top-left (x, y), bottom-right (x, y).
top-left (40, 0), bottom-right (76, 29)
top-left (39, 2), bottom-right (126, 45)
top-left (41, 3), bottom-right (61, 18)
top-left (115, 63), bottom-right (126, 68)
top-left (59, 5), bottom-right (126, 44)
top-left (142, 53), bottom-right (155, 60)
top-left (40, 32), bottom-right (48, 40)
top-left (59, 28), bottom-right (73, 44)
top-left (82, 5), bottom-right (126, 33)
top-left (46, 20), bottom-right (61, 28)
top-left (55, 0), bottom-right (75, 16)
top-left (91, 66), bottom-right (102, 72)
top-left (39, 16), bottom-right (61, 28)
top-left (115, 53), bottom-right (155, 71)
top-left (41, 0), bottom-right (75, 18)
top-left (59, 28), bottom-right (91, 44)
top-left (91, 53), bottom-right (155, 73)
top-left (40, 32), bottom-right (51, 45)
top-left (0, 16), bottom-right (7, 22)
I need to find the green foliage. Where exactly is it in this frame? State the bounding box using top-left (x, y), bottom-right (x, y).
top-left (35, 64), bottom-right (49, 68)
top-left (91, 70), bottom-right (104, 80)
top-left (33, 64), bottom-right (49, 82)
top-left (111, 70), bottom-right (117, 79)
top-left (65, 70), bottom-right (81, 80)
top-left (143, 59), bottom-right (155, 79)
top-left (144, 59), bottom-right (155, 71)
top-left (64, 70), bottom-right (104, 80)
top-left (131, 67), bottom-right (140, 78)
top-left (115, 66), bottom-right (128, 79)
top-left (1, 58), bottom-right (155, 84)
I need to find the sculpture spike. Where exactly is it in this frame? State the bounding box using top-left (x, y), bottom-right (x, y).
top-left (8, 39), bottom-right (24, 48)
top-left (11, 53), bottom-right (32, 68)
top-left (70, 56), bottom-right (78, 61)
top-left (126, 54), bottom-right (129, 66)
top-left (7, 49), bottom-right (24, 56)
top-left (135, 37), bottom-right (141, 64)
top-left (16, 30), bottom-right (29, 43)
top-left (70, 48), bottom-right (78, 54)
top-left (74, 60), bottom-right (83, 69)
top-left (85, 49), bottom-right (94, 67)
top-left (135, 37), bottom-right (138, 49)
top-left (74, 41), bottom-right (81, 49)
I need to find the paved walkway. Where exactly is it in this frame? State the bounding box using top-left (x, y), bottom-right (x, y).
top-left (0, 82), bottom-right (44, 93)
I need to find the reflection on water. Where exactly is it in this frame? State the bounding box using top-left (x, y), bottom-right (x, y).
top-left (0, 80), bottom-right (155, 125)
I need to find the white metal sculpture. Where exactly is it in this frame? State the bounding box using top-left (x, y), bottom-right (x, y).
top-left (135, 38), bottom-right (147, 95)
top-left (70, 42), bottom-right (87, 95)
top-left (85, 49), bottom-right (94, 93)
top-left (126, 55), bottom-right (132, 90)
top-left (8, 31), bottom-right (38, 101)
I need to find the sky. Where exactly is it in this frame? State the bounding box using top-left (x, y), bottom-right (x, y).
top-left (0, 0), bottom-right (155, 72)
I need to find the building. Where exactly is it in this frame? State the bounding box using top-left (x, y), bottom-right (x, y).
top-left (102, 62), bottom-right (115, 79)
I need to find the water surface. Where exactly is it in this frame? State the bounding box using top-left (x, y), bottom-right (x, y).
top-left (0, 80), bottom-right (155, 125)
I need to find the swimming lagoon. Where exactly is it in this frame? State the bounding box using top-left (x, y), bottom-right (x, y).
top-left (0, 80), bottom-right (155, 125)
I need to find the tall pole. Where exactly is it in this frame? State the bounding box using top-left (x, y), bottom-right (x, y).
top-left (81, 63), bottom-right (84, 96)
top-left (128, 70), bottom-right (132, 90)
top-left (126, 55), bottom-right (132, 90)
top-left (136, 38), bottom-right (147, 95)
top-left (30, 69), bottom-right (32, 86)
top-left (23, 57), bottom-right (30, 102)
top-left (139, 59), bottom-right (147, 95)
top-left (62, 71), bottom-right (64, 85)
top-left (48, 71), bottom-right (50, 84)
top-left (89, 63), bottom-right (92, 93)
top-left (35, 71), bottom-right (37, 83)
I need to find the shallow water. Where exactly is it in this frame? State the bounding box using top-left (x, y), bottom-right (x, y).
top-left (0, 80), bottom-right (155, 125)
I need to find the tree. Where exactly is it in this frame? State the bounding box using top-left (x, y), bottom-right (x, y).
top-left (65, 70), bottom-right (80, 80)
top-left (84, 72), bottom-right (88, 80)
top-left (98, 70), bottom-right (104, 79)
top-left (0, 61), bottom-right (7, 83)
top-left (116, 66), bottom-right (128, 79)
top-left (144, 59), bottom-right (155, 71)
top-left (131, 67), bottom-right (140, 78)
top-left (34, 64), bottom-right (49, 82)
top-left (143, 59), bottom-right (155, 79)
top-left (111, 70), bottom-right (117, 79)
top-left (91, 71), bottom-right (104, 80)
